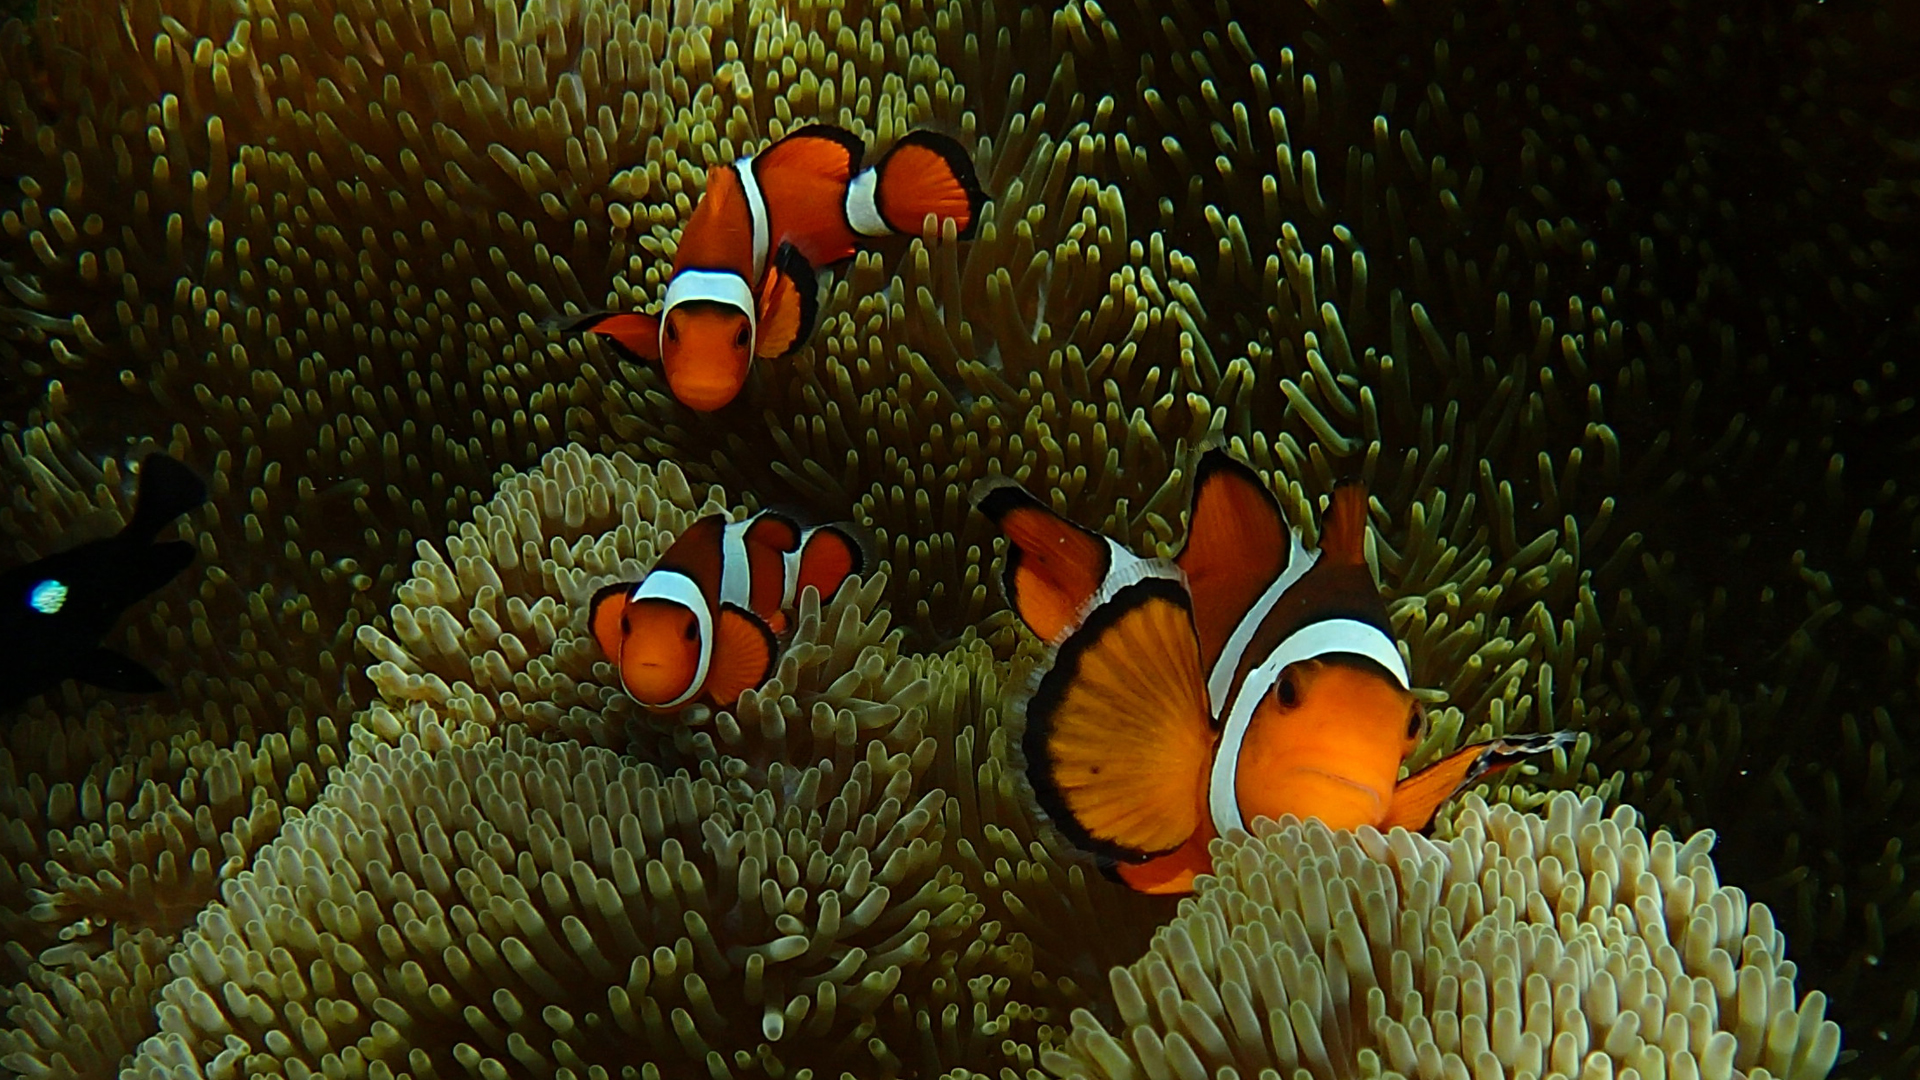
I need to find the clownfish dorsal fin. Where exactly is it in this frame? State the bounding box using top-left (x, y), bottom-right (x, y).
top-left (1024, 569), bottom-right (1215, 862)
top-left (741, 511), bottom-right (802, 626)
top-left (870, 129), bottom-right (988, 239)
top-left (588, 581), bottom-right (634, 663)
top-left (753, 242), bottom-right (820, 358)
top-left (751, 124), bottom-right (867, 268)
top-left (676, 164), bottom-right (757, 277)
top-left (1321, 480), bottom-right (1370, 567)
top-left (1379, 732), bottom-right (1577, 831)
top-left (704, 602), bottom-right (778, 706)
top-left (1174, 449), bottom-right (1294, 678)
top-left (556, 310), bottom-right (663, 362)
top-left (655, 515), bottom-right (728, 604)
top-left (973, 479), bottom-right (1113, 643)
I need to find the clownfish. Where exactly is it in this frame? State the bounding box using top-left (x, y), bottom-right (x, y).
top-left (589, 510), bottom-right (863, 709)
top-left (977, 450), bottom-right (1574, 894)
top-left (1, 453), bottom-right (206, 710)
top-left (563, 123), bottom-right (987, 411)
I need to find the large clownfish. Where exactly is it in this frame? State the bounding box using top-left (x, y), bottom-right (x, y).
top-left (977, 450), bottom-right (1574, 894)
top-left (590, 511), bottom-right (863, 709)
top-left (565, 123), bottom-right (987, 411)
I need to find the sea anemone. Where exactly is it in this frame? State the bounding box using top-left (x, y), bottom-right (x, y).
top-left (1046, 793), bottom-right (1841, 1080)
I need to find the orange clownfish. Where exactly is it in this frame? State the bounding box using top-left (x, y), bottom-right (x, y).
top-left (564, 123), bottom-right (987, 411)
top-left (590, 511), bottom-right (863, 709)
top-left (977, 450), bottom-right (1574, 894)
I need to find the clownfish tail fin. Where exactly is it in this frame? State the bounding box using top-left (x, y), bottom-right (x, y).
top-left (1380, 731), bottom-right (1578, 832)
top-left (869, 130), bottom-right (988, 239)
top-left (704, 603), bottom-right (778, 707)
top-left (793, 523), bottom-right (864, 607)
top-left (552, 309), bottom-right (663, 362)
top-left (754, 242), bottom-right (820, 359)
top-left (974, 480), bottom-right (1113, 643)
top-left (1321, 480), bottom-right (1370, 566)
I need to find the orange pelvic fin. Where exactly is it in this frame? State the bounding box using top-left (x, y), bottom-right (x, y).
top-left (1112, 826), bottom-right (1217, 895)
top-left (1379, 731), bottom-right (1577, 831)
top-left (974, 481), bottom-right (1110, 642)
top-left (1025, 574), bottom-right (1214, 861)
top-left (873, 130), bottom-right (988, 238)
top-left (1320, 480), bottom-right (1371, 566)
top-left (1175, 450), bottom-right (1293, 673)
top-left (754, 242), bottom-right (821, 358)
top-left (557, 311), bottom-right (662, 361)
top-left (704, 603), bottom-right (778, 706)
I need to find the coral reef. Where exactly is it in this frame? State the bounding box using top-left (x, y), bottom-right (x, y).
top-left (1046, 793), bottom-right (1841, 1080)
top-left (1, 0), bottom-right (1912, 1075)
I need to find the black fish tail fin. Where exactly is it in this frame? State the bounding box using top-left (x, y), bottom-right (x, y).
top-left (125, 454), bottom-right (207, 543)
top-left (75, 647), bottom-right (167, 693)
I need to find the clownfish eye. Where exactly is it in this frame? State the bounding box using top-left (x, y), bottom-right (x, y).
top-left (665, 320), bottom-right (680, 343)
top-left (1275, 672), bottom-right (1299, 708)
top-left (1406, 705), bottom-right (1424, 739)
top-left (683, 619), bottom-right (700, 641)
top-left (734, 324), bottom-right (751, 348)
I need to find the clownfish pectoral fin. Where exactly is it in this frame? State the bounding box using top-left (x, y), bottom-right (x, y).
top-left (1321, 480), bottom-right (1371, 567)
top-left (871, 130), bottom-right (987, 239)
top-left (556, 310), bottom-right (663, 362)
top-left (704, 603), bottom-right (779, 706)
top-left (1379, 731), bottom-right (1578, 832)
top-left (1175, 450), bottom-right (1292, 673)
top-left (753, 242), bottom-right (820, 358)
top-left (974, 481), bottom-right (1112, 643)
top-left (589, 581), bottom-right (634, 663)
top-left (1025, 573), bottom-right (1215, 861)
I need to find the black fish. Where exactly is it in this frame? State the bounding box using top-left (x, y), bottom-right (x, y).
top-left (0, 453), bottom-right (207, 709)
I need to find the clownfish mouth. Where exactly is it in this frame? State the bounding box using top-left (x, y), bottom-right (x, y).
top-left (1271, 766), bottom-right (1386, 828)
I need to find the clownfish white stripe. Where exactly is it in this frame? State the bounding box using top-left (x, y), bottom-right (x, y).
top-left (845, 168), bottom-right (890, 237)
top-left (632, 569), bottom-right (715, 709)
top-left (663, 269), bottom-right (758, 328)
top-left (1084, 545), bottom-right (1181, 611)
top-left (1204, 528), bottom-right (1319, 717)
top-left (735, 156), bottom-right (772, 280)
top-left (719, 518), bottom-right (754, 610)
top-left (1206, 617), bottom-right (1411, 838)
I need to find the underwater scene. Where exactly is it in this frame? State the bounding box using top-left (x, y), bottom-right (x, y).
top-left (0, 0), bottom-right (1915, 1077)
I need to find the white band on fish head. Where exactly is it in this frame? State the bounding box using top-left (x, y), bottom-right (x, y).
top-left (734, 156), bottom-right (772, 280)
top-left (845, 168), bottom-right (891, 237)
top-left (661, 269), bottom-right (758, 349)
top-left (631, 569), bottom-right (715, 708)
top-left (1206, 617), bottom-right (1412, 837)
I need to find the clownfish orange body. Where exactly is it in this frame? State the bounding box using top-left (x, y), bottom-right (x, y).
top-left (978, 450), bottom-right (1574, 894)
top-left (590, 511), bottom-right (863, 709)
top-left (566, 124), bottom-right (987, 411)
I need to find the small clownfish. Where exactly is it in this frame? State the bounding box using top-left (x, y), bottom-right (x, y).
top-left (562, 123), bottom-right (987, 411)
top-left (589, 511), bottom-right (864, 709)
top-left (1, 453), bottom-right (206, 710)
top-left (976, 450), bottom-right (1574, 894)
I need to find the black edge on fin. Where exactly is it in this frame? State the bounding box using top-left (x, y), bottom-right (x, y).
top-left (877, 129), bottom-right (989, 240)
top-left (75, 647), bottom-right (167, 694)
top-left (1020, 575), bottom-right (1191, 865)
top-left (773, 242), bottom-right (820, 356)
